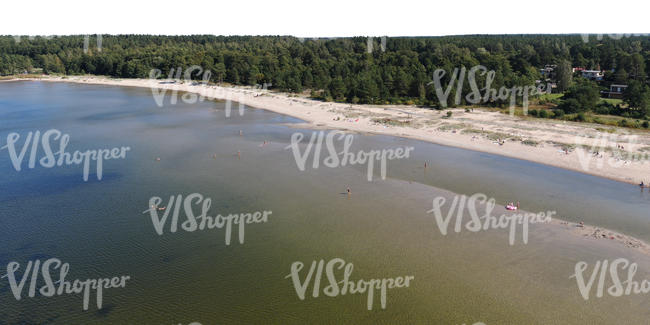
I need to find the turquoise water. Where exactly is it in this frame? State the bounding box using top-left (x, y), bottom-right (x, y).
top-left (0, 81), bottom-right (649, 324)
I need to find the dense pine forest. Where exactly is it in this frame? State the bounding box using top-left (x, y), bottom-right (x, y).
top-left (1, 34), bottom-right (649, 123)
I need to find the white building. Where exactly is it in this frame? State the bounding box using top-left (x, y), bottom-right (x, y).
top-left (581, 70), bottom-right (604, 81)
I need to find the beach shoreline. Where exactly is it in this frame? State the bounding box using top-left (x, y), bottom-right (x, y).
top-left (6, 75), bottom-right (649, 187)
top-left (3, 75), bottom-right (650, 258)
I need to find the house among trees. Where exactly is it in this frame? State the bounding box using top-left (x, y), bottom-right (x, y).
top-left (602, 84), bottom-right (628, 99)
top-left (1, 35), bottom-right (648, 114)
top-left (581, 70), bottom-right (604, 81)
top-left (540, 65), bottom-right (556, 79)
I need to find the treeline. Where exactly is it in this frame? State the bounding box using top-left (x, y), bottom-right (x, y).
top-left (1, 34), bottom-right (649, 109)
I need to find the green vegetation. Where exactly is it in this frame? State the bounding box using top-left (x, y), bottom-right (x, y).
top-left (437, 122), bottom-right (467, 131)
top-left (558, 79), bottom-right (601, 113)
top-left (538, 93), bottom-right (563, 101)
top-left (546, 141), bottom-right (576, 151)
top-left (600, 98), bottom-right (623, 105)
top-left (595, 127), bottom-right (617, 133)
top-left (556, 59), bottom-right (573, 92)
top-left (1, 34), bottom-right (649, 127)
top-left (521, 139), bottom-right (539, 146)
top-left (529, 109), bottom-right (648, 128)
top-left (372, 118), bottom-right (412, 127)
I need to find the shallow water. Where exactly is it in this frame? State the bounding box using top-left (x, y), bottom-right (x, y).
top-left (0, 81), bottom-right (649, 324)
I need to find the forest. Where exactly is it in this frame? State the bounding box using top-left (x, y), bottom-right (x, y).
top-left (1, 34), bottom-right (649, 124)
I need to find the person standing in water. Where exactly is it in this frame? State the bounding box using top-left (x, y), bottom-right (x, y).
top-left (347, 187), bottom-right (351, 198)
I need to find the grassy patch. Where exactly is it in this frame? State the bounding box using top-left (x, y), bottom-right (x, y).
top-left (461, 128), bottom-right (485, 134)
top-left (521, 139), bottom-right (539, 146)
top-left (437, 123), bottom-right (468, 131)
top-left (600, 98), bottom-right (623, 105)
top-left (547, 141), bottom-right (576, 151)
top-left (486, 132), bottom-right (512, 141)
top-left (343, 111), bottom-right (364, 118)
top-left (538, 93), bottom-right (563, 101)
top-left (0, 74), bottom-right (45, 80)
top-left (595, 127), bottom-right (617, 133)
top-left (371, 118), bottom-right (412, 127)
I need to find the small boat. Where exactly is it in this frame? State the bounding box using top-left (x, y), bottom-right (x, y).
top-left (505, 204), bottom-right (518, 211)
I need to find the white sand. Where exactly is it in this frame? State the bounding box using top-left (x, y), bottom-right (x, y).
top-left (12, 74), bottom-right (648, 185)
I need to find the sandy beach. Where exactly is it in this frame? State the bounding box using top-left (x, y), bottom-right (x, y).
top-left (7, 75), bottom-right (649, 186)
